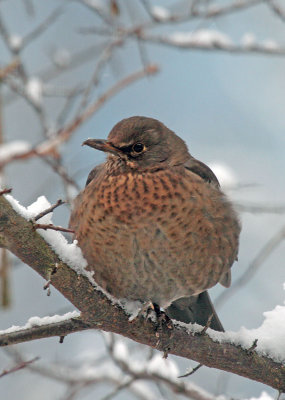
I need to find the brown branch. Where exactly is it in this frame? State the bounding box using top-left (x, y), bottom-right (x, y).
top-left (0, 64), bottom-right (159, 168)
top-left (0, 195), bottom-right (284, 392)
top-left (0, 59), bottom-right (20, 80)
top-left (33, 223), bottom-right (74, 234)
top-left (267, 0), bottom-right (285, 23)
top-left (0, 188), bottom-right (12, 196)
top-left (0, 357), bottom-right (39, 379)
top-left (178, 363), bottom-right (203, 378)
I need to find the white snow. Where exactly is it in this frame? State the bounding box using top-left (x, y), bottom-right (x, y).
top-left (241, 33), bottom-right (256, 48)
top-left (82, 0), bottom-right (104, 10)
top-left (113, 340), bottom-right (129, 362)
top-left (262, 39), bottom-right (279, 51)
top-left (147, 354), bottom-right (179, 379)
top-left (119, 299), bottom-right (143, 321)
top-left (169, 29), bottom-right (232, 47)
top-left (26, 77), bottom-right (43, 106)
top-left (241, 34), bottom-right (279, 51)
top-left (208, 300), bottom-right (285, 363)
top-left (151, 6), bottom-right (171, 21)
top-left (6, 195), bottom-right (88, 270)
top-left (248, 392), bottom-right (274, 400)
top-left (208, 162), bottom-right (238, 188)
top-left (0, 141), bottom-right (31, 163)
top-left (173, 284), bottom-right (285, 364)
top-left (8, 34), bottom-right (23, 51)
top-left (0, 311), bottom-right (79, 335)
top-left (4, 194), bottom-right (122, 305)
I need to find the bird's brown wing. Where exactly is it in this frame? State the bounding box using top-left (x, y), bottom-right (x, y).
top-left (184, 157), bottom-right (232, 288)
top-left (166, 157), bottom-right (230, 331)
top-left (184, 157), bottom-right (220, 187)
top-left (85, 163), bottom-right (105, 186)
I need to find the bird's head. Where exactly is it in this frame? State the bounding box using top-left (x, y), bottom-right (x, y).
top-left (83, 116), bottom-right (190, 171)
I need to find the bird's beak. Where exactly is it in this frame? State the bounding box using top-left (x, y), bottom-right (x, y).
top-left (82, 139), bottom-right (120, 156)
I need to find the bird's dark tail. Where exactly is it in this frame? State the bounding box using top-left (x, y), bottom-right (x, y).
top-left (165, 291), bottom-right (224, 332)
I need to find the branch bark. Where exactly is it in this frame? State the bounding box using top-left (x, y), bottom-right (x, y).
top-left (0, 195), bottom-right (284, 392)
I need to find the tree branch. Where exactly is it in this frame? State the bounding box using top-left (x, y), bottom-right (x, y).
top-left (0, 64), bottom-right (158, 167)
top-left (0, 195), bottom-right (284, 392)
top-left (0, 356), bottom-right (39, 378)
top-left (0, 316), bottom-right (90, 346)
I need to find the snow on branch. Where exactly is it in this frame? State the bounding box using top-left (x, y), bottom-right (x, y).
top-left (0, 311), bottom-right (80, 336)
top-left (137, 29), bottom-right (285, 55)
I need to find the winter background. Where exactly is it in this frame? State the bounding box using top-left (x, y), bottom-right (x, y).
top-left (0, 0), bottom-right (285, 399)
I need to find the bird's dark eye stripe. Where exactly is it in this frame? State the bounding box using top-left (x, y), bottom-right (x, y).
top-left (113, 144), bottom-right (133, 153)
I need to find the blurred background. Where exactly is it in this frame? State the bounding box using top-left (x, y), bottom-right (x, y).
top-left (0, 0), bottom-right (285, 399)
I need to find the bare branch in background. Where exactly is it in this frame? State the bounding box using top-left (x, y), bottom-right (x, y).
top-left (215, 225), bottom-right (285, 308)
top-left (0, 59), bottom-right (20, 80)
top-left (21, 4), bottom-right (66, 49)
top-left (236, 202), bottom-right (285, 214)
top-left (267, 0), bottom-right (285, 23)
top-left (0, 64), bottom-right (158, 169)
top-left (0, 356), bottom-right (39, 379)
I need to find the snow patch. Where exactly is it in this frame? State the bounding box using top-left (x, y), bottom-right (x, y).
top-left (208, 301), bottom-right (285, 363)
top-left (0, 311), bottom-right (79, 335)
top-left (8, 34), bottom-right (23, 51)
top-left (262, 39), bottom-right (279, 51)
top-left (0, 141), bottom-right (31, 163)
top-left (169, 29), bottom-right (232, 47)
top-left (151, 6), bottom-right (171, 21)
top-left (5, 194), bottom-right (88, 271)
top-left (248, 392), bottom-right (274, 400)
top-left (26, 77), bottom-right (43, 106)
top-left (241, 33), bottom-right (256, 48)
top-left (5, 194), bottom-right (122, 306)
top-left (120, 299), bottom-right (143, 321)
top-left (147, 354), bottom-right (179, 379)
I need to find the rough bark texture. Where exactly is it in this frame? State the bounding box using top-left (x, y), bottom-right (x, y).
top-left (0, 195), bottom-right (284, 391)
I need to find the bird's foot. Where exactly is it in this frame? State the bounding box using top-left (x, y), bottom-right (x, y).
top-left (152, 303), bottom-right (174, 334)
top-left (151, 303), bottom-right (174, 358)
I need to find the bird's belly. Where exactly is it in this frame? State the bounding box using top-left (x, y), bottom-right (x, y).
top-left (75, 170), bottom-right (239, 307)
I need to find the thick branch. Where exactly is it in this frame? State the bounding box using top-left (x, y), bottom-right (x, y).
top-left (0, 195), bottom-right (284, 391)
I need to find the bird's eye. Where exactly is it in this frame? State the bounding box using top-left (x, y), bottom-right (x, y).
top-left (132, 143), bottom-right (145, 153)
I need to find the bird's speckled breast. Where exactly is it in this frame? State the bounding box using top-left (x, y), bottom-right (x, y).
top-left (72, 167), bottom-right (240, 307)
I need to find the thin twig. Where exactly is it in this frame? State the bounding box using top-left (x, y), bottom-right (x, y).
top-left (267, 0), bottom-right (285, 23)
top-left (33, 223), bottom-right (74, 234)
top-left (0, 357), bottom-right (39, 378)
top-left (0, 64), bottom-right (159, 167)
top-left (200, 314), bottom-right (213, 335)
top-left (0, 59), bottom-right (20, 80)
top-left (22, 4), bottom-right (66, 48)
top-left (215, 225), bottom-right (285, 308)
top-left (0, 188), bottom-right (12, 196)
top-left (34, 199), bottom-right (65, 221)
top-left (178, 363), bottom-right (203, 378)
top-left (246, 339), bottom-right (258, 355)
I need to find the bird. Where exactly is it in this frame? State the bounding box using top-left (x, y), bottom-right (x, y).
top-left (69, 116), bottom-right (240, 331)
